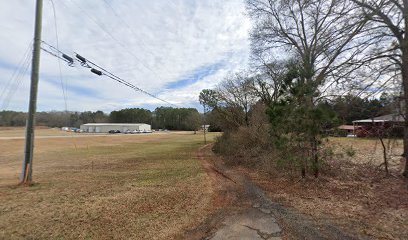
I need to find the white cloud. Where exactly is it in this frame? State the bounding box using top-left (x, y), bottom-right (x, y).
top-left (0, 0), bottom-right (251, 112)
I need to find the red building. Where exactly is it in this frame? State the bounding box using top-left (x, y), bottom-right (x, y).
top-left (352, 114), bottom-right (404, 138)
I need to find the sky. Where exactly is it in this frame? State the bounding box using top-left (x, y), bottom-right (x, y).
top-left (0, 0), bottom-right (251, 112)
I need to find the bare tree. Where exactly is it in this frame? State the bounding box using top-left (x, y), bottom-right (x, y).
top-left (249, 59), bottom-right (293, 105)
top-left (247, 0), bottom-right (369, 177)
top-left (247, 0), bottom-right (369, 95)
top-left (350, 0), bottom-right (408, 177)
top-left (217, 72), bottom-right (258, 127)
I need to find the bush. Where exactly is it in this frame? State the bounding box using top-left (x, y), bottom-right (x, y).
top-left (213, 125), bottom-right (271, 166)
top-left (212, 102), bottom-right (336, 177)
top-left (213, 103), bottom-right (273, 167)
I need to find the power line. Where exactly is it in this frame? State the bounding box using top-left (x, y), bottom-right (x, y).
top-left (1, 45), bottom-right (32, 110)
top-left (62, 0), bottom-right (171, 85)
top-left (40, 46), bottom-right (68, 63)
top-left (100, 0), bottom-right (176, 77)
top-left (77, 53), bottom-right (178, 107)
top-left (40, 41), bottom-right (177, 107)
top-left (100, 0), bottom-right (207, 82)
top-left (49, 0), bottom-right (68, 112)
top-left (41, 41), bottom-right (74, 66)
top-left (54, 0), bottom-right (206, 92)
top-left (1, 57), bottom-right (31, 110)
top-left (0, 43), bottom-right (32, 105)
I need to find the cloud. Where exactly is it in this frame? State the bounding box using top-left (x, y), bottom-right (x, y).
top-left (0, 0), bottom-right (251, 112)
top-left (164, 61), bottom-right (224, 90)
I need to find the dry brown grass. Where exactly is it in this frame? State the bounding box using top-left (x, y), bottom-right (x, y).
top-left (243, 137), bottom-right (408, 240)
top-left (328, 137), bottom-right (404, 172)
top-left (0, 129), bottom-right (219, 239)
top-left (0, 127), bottom-right (71, 137)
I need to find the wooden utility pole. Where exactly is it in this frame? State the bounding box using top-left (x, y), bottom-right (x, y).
top-left (203, 105), bottom-right (207, 144)
top-left (20, 0), bottom-right (43, 184)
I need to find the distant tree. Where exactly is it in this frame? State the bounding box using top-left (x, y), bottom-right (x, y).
top-left (199, 89), bottom-right (218, 143)
top-left (328, 94), bottom-right (396, 124)
top-left (199, 89), bottom-right (218, 110)
top-left (217, 72), bottom-right (257, 127)
top-left (200, 76), bottom-right (257, 132)
top-left (79, 111), bottom-right (96, 124)
top-left (109, 108), bottom-right (152, 124)
top-left (36, 111), bottom-right (71, 127)
top-left (68, 112), bottom-right (81, 127)
top-left (150, 107), bottom-right (202, 130)
top-left (92, 111), bottom-right (108, 123)
top-left (185, 111), bottom-right (202, 133)
top-left (204, 111), bottom-right (222, 132)
top-left (0, 111), bottom-right (26, 126)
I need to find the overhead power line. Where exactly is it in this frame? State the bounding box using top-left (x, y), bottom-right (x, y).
top-left (53, 0), bottom-right (203, 93)
top-left (100, 0), bottom-right (177, 77)
top-left (49, 0), bottom-right (68, 112)
top-left (60, 0), bottom-right (172, 84)
top-left (41, 41), bottom-right (177, 107)
top-left (0, 42), bottom-right (32, 106)
top-left (100, 0), bottom-right (207, 82)
top-left (76, 52), bottom-right (177, 106)
top-left (1, 43), bottom-right (32, 110)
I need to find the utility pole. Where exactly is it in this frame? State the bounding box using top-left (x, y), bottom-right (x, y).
top-left (203, 104), bottom-right (207, 144)
top-left (20, 0), bottom-right (43, 184)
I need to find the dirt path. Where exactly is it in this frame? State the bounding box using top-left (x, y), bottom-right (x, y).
top-left (185, 144), bottom-right (366, 240)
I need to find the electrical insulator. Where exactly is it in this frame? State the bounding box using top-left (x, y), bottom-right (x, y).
top-left (91, 68), bottom-right (102, 76)
top-left (76, 54), bottom-right (86, 63)
top-left (62, 54), bottom-right (74, 65)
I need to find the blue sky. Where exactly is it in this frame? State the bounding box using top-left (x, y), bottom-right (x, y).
top-left (0, 0), bottom-right (251, 112)
top-left (0, 59), bottom-right (22, 71)
top-left (165, 61), bottom-right (224, 90)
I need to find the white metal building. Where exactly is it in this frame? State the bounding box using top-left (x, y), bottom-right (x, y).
top-left (80, 123), bottom-right (151, 133)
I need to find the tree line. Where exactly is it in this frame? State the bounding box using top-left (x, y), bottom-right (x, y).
top-left (200, 0), bottom-right (408, 178)
top-left (0, 107), bottom-right (202, 131)
top-left (0, 91), bottom-right (385, 130)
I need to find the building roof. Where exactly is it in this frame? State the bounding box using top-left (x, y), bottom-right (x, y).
top-left (81, 123), bottom-right (149, 126)
top-left (352, 114), bottom-right (404, 123)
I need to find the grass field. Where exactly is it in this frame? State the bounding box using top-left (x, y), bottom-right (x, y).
top-left (0, 127), bottom-right (73, 138)
top-left (0, 128), bottom-right (218, 239)
top-left (328, 137), bottom-right (404, 171)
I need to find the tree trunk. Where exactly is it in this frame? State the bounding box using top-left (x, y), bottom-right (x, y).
top-left (402, 69), bottom-right (408, 177)
top-left (312, 137), bottom-right (319, 178)
top-left (300, 143), bottom-right (306, 178)
top-left (402, 44), bottom-right (408, 177)
top-left (306, 95), bottom-right (320, 178)
top-left (378, 132), bottom-right (389, 175)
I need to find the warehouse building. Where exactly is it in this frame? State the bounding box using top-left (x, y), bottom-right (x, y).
top-left (80, 123), bottom-right (151, 133)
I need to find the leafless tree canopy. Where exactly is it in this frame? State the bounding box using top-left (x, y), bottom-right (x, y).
top-left (247, 0), bottom-right (373, 99)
